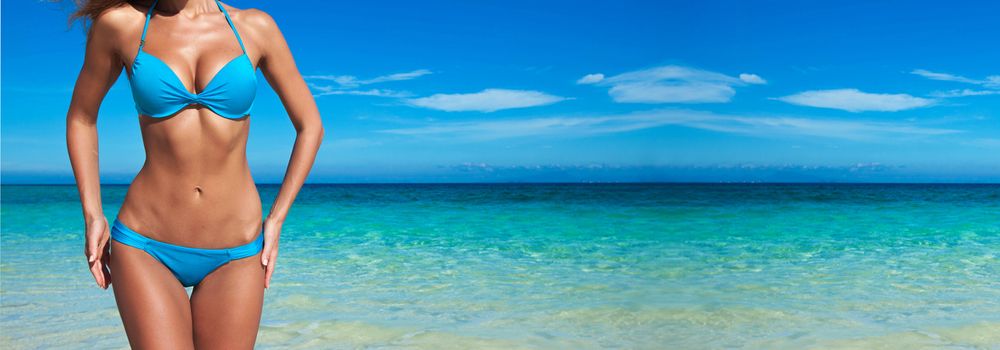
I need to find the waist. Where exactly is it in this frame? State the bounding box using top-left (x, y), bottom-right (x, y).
top-left (117, 166), bottom-right (264, 247)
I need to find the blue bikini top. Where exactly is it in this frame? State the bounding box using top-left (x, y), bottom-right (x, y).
top-left (127, 0), bottom-right (257, 119)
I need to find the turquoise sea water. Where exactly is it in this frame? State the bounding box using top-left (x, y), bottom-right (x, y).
top-left (2, 183), bottom-right (999, 349)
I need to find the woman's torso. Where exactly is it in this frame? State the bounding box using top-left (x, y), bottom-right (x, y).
top-left (115, 1), bottom-right (263, 248)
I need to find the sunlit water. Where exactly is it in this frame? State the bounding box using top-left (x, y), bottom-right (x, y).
top-left (2, 183), bottom-right (999, 349)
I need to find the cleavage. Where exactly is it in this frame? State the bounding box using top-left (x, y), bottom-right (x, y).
top-left (138, 18), bottom-right (244, 94)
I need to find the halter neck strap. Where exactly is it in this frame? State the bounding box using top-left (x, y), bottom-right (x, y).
top-left (138, 0), bottom-right (159, 49)
top-left (137, 0), bottom-right (247, 54)
top-left (215, 0), bottom-right (247, 54)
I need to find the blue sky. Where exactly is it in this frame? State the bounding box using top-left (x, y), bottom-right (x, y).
top-left (2, 0), bottom-right (999, 183)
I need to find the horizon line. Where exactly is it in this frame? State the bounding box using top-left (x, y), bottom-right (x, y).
top-left (2, 181), bottom-right (999, 186)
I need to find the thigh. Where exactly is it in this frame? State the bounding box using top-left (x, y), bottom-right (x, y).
top-left (190, 250), bottom-right (265, 350)
top-left (108, 239), bottom-right (195, 350)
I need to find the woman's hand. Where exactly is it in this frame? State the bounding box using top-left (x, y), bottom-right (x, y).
top-left (84, 216), bottom-right (112, 289)
top-left (249, 8), bottom-right (324, 289)
top-left (261, 217), bottom-right (283, 289)
top-left (68, 8), bottom-right (124, 291)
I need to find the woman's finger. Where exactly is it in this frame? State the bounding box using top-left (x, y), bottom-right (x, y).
top-left (89, 258), bottom-right (104, 287)
top-left (261, 241), bottom-right (272, 267)
top-left (261, 225), bottom-right (277, 267)
top-left (264, 249), bottom-right (278, 289)
top-left (91, 235), bottom-right (108, 288)
top-left (260, 219), bottom-right (281, 289)
top-left (84, 216), bottom-right (110, 288)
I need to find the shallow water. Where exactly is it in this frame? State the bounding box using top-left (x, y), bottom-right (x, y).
top-left (2, 183), bottom-right (999, 349)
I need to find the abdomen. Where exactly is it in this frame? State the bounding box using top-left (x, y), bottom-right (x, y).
top-left (117, 109), bottom-right (264, 248)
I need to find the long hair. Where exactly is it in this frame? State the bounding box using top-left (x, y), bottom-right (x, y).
top-left (66, 0), bottom-right (149, 29)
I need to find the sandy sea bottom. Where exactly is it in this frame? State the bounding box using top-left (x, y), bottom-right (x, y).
top-left (2, 183), bottom-right (999, 349)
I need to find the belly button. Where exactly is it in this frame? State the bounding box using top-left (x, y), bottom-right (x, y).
top-left (194, 186), bottom-right (203, 195)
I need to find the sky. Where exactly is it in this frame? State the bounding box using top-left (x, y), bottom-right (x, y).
top-left (2, 0), bottom-right (999, 183)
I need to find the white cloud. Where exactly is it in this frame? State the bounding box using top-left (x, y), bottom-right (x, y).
top-left (405, 88), bottom-right (568, 112)
top-left (303, 75), bottom-right (358, 86)
top-left (317, 89), bottom-right (412, 98)
top-left (576, 73), bottom-right (605, 84)
top-left (304, 69), bottom-right (432, 88)
top-left (910, 69), bottom-right (982, 84)
top-left (988, 76), bottom-right (1000, 88)
top-left (774, 89), bottom-right (936, 112)
top-left (305, 70), bottom-right (568, 113)
top-left (307, 83), bottom-right (412, 98)
top-left (305, 69), bottom-right (431, 98)
top-left (364, 69), bottom-right (433, 84)
top-left (739, 73), bottom-right (767, 85)
top-left (929, 89), bottom-right (1000, 98)
top-left (611, 81), bottom-right (736, 104)
top-left (378, 108), bottom-right (960, 141)
top-left (911, 69), bottom-right (1000, 89)
top-left (581, 65), bottom-right (763, 104)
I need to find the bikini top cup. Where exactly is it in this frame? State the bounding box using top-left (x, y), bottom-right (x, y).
top-left (127, 0), bottom-right (257, 119)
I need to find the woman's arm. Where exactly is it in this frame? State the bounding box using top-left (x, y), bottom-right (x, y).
top-left (246, 10), bottom-right (326, 289)
top-left (66, 11), bottom-right (127, 289)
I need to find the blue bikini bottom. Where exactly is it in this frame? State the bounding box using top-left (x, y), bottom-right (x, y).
top-left (110, 217), bottom-right (264, 287)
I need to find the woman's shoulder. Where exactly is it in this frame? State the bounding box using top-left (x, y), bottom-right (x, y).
top-left (226, 6), bottom-right (281, 35)
top-left (88, 3), bottom-right (146, 37)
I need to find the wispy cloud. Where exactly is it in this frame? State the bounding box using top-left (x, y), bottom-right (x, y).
top-left (305, 69), bottom-right (431, 97)
top-left (405, 88), bottom-right (568, 112)
top-left (739, 73), bottom-right (767, 85)
top-left (912, 69), bottom-right (1000, 98)
top-left (377, 108), bottom-right (960, 141)
top-left (911, 69), bottom-right (1000, 88)
top-left (774, 89), bottom-right (936, 112)
top-left (306, 69), bottom-right (569, 112)
top-left (929, 89), bottom-right (1000, 98)
top-left (578, 65), bottom-right (764, 104)
top-left (304, 69), bottom-right (432, 88)
top-left (911, 69), bottom-right (983, 84)
top-left (307, 83), bottom-right (412, 98)
top-left (576, 73), bottom-right (605, 84)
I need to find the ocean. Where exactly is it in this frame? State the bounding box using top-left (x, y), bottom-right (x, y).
top-left (2, 183), bottom-right (999, 349)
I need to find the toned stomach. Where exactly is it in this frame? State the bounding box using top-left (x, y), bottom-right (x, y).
top-left (116, 109), bottom-right (263, 249)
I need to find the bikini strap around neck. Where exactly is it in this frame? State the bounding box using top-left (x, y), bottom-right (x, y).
top-left (215, 0), bottom-right (248, 54)
top-left (138, 0), bottom-right (245, 54)
top-left (138, 0), bottom-right (160, 49)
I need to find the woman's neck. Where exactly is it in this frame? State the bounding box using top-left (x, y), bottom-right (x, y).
top-left (153, 0), bottom-right (219, 16)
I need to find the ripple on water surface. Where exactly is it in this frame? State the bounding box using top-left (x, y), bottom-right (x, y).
top-left (2, 183), bottom-right (999, 349)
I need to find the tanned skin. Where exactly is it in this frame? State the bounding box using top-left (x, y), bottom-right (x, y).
top-left (65, 0), bottom-right (324, 348)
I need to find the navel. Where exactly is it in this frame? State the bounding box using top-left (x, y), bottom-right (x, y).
top-left (194, 186), bottom-right (203, 196)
